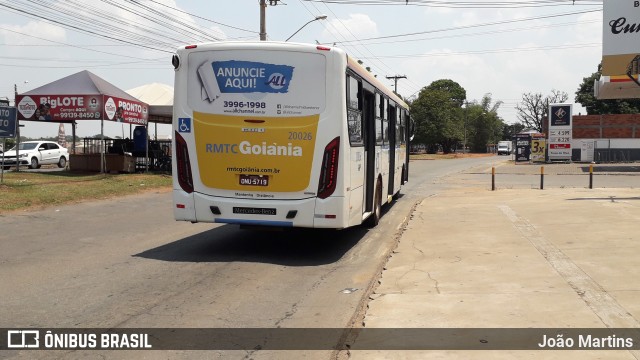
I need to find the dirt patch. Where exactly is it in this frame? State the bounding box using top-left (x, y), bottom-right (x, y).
top-left (410, 153), bottom-right (495, 160)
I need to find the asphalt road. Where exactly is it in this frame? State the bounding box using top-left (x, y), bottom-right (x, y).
top-left (0, 155), bottom-right (501, 360)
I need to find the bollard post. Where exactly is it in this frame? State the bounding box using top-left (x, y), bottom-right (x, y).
top-left (540, 166), bottom-right (544, 190)
top-left (589, 164), bottom-right (593, 189)
top-left (491, 167), bottom-right (495, 191)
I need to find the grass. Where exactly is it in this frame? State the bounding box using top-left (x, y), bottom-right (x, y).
top-left (0, 170), bottom-right (172, 213)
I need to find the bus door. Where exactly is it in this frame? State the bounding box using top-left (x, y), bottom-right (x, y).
top-left (363, 89), bottom-right (376, 213)
top-left (387, 105), bottom-right (397, 196)
top-left (404, 113), bottom-right (414, 184)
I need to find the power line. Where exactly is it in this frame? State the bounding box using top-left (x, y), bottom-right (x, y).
top-left (334, 8), bottom-right (600, 44)
top-left (144, 0), bottom-right (257, 34)
top-left (1, 0), bottom-right (173, 53)
top-left (356, 42), bottom-right (601, 59)
top-left (346, 18), bottom-right (600, 46)
top-left (0, 25), bottom-right (162, 61)
top-left (301, 0), bottom-right (602, 8)
top-left (386, 75), bottom-right (407, 93)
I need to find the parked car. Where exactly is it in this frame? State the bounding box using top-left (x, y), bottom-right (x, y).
top-left (1, 141), bottom-right (69, 170)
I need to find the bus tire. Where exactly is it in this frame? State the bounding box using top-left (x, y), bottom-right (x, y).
top-left (366, 180), bottom-right (382, 228)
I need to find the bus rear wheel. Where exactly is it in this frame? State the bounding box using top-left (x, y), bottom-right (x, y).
top-left (366, 180), bottom-right (382, 227)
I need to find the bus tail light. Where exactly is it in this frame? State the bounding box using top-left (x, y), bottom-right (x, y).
top-left (317, 136), bottom-right (340, 199)
top-left (175, 131), bottom-right (194, 194)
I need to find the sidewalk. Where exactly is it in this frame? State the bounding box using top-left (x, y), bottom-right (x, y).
top-left (474, 160), bottom-right (640, 175)
top-left (352, 186), bottom-right (640, 358)
top-left (451, 160), bottom-right (640, 190)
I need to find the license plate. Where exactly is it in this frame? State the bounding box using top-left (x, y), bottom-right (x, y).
top-left (233, 207), bottom-right (276, 215)
top-left (239, 174), bottom-right (269, 186)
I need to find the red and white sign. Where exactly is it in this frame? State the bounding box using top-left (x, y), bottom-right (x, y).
top-left (16, 94), bottom-right (148, 125)
top-left (548, 104), bottom-right (573, 160)
top-left (107, 96), bottom-right (148, 125)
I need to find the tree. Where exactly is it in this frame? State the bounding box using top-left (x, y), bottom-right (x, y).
top-left (575, 63), bottom-right (640, 114)
top-left (502, 122), bottom-right (526, 140)
top-left (466, 94), bottom-right (505, 152)
top-left (410, 79), bottom-right (467, 153)
top-left (515, 89), bottom-right (568, 132)
top-left (426, 79), bottom-right (466, 107)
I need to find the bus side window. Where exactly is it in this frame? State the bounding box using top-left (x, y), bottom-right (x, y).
top-left (347, 75), bottom-right (359, 110)
top-left (376, 94), bottom-right (384, 145)
top-left (382, 116), bottom-right (389, 144)
top-left (347, 75), bottom-right (363, 146)
top-left (399, 111), bottom-right (406, 144)
top-left (382, 98), bottom-right (389, 144)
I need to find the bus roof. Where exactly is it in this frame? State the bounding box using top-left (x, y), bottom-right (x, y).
top-left (346, 55), bottom-right (408, 110)
top-left (177, 41), bottom-right (408, 109)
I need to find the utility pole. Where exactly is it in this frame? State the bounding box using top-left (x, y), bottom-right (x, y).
top-left (259, 0), bottom-right (267, 41)
top-left (14, 84), bottom-right (20, 172)
top-left (386, 75), bottom-right (406, 94)
top-left (464, 101), bottom-right (468, 154)
top-left (259, 0), bottom-right (280, 41)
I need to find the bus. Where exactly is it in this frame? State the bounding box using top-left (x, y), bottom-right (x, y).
top-left (171, 42), bottom-right (411, 229)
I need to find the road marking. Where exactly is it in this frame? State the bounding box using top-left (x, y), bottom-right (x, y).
top-left (499, 204), bottom-right (640, 358)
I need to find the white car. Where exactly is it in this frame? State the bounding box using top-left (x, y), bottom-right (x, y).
top-left (1, 141), bottom-right (69, 170)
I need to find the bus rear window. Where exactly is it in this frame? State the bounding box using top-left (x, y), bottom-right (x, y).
top-left (186, 50), bottom-right (326, 117)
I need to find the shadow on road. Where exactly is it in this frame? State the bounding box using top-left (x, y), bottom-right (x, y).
top-left (580, 165), bottom-right (640, 173)
top-left (566, 196), bottom-right (640, 201)
top-left (134, 224), bottom-right (370, 266)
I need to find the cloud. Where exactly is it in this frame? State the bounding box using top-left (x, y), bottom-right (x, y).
top-left (400, 48), bottom-right (492, 95)
top-left (208, 25), bottom-right (227, 41)
top-left (573, 11), bottom-right (602, 43)
top-left (0, 21), bottom-right (66, 46)
top-left (322, 13), bottom-right (378, 42)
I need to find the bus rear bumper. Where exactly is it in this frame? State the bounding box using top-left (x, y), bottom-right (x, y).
top-left (185, 192), bottom-right (347, 229)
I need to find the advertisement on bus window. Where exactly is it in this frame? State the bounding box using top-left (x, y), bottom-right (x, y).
top-left (187, 51), bottom-right (325, 116)
top-left (187, 50), bottom-right (327, 192)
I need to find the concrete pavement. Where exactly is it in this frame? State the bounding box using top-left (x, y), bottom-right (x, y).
top-left (351, 162), bottom-right (640, 358)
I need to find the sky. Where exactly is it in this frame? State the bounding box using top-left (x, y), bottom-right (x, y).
top-left (0, 0), bottom-right (604, 140)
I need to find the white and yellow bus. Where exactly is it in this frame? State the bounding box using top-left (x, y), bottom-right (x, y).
top-left (171, 42), bottom-right (410, 229)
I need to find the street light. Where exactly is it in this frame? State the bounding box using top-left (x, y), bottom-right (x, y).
top-left (285, 15), bottom-right (327, 42)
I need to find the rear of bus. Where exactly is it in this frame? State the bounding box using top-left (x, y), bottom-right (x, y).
top-left (171, 42), bottom-right (349, 228)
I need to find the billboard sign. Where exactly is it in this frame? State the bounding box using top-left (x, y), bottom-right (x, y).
top-left (548, 104), bottom-right (573, 161)
top-left (515, 134), bottom-right (531, 163)
top-left (0, 106), bottom-right (17, 138)
top-left (15, 94), bottom-right (148, 125)
top-left (531, 133), bottom-right (546, 163)
top-left (602, 1), bottom-right (640, 76)
top-left (104, 96), bottom-right (148, 125)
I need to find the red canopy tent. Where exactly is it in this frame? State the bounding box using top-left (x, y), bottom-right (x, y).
top-left (14, 70), bottom-right (149, 172)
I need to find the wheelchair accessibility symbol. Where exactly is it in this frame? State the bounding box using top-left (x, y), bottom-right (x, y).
top-left (178, 118), bottom-right (191, 133)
